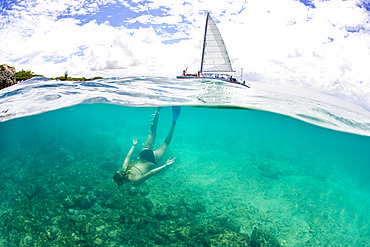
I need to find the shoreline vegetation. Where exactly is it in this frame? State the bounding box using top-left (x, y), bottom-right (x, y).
top-left (15, 70), bottom-right (103, 82)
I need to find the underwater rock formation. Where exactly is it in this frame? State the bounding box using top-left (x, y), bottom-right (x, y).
top-left (215, 216), bottom-right (242, 233)
top-left (181, 197), bottom-right (207, 214)
top-left (0, 64), bottom-right (16, 90)
top-left (250, 227), bottom-right (280, 247)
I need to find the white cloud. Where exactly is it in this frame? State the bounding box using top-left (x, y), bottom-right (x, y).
top-left (1, 0), bottom-right (369, 110)
top-left (215, 0), bottom-right (370, 110)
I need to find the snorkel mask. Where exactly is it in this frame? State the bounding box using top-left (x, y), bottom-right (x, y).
top-left (113, 161), bottom-right (135, 186)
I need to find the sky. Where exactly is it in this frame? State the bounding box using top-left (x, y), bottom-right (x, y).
top-left (0, 0), bottom-right (370, 110)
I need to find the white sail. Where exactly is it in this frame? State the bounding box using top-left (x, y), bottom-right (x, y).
top-left (201, 14), bottom-right (233, 73)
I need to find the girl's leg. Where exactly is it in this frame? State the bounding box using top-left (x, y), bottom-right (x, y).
top-left (154, 121), bottom-right (176, 162)
top-left (142, 108), bottom-right (160, 150)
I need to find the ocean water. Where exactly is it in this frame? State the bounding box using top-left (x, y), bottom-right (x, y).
top-left (0, 77), bottom-right (369, 246)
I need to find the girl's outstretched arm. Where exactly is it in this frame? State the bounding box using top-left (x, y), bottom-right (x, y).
top-left (132, 157), bottom-right (176, 186)
top-left (121, 137), bottom-right (138, 171)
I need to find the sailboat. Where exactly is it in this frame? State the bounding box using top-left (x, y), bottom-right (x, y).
top-left (177, 13), bottom-right (249, 88)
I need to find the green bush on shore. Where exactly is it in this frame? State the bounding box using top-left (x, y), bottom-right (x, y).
top-left (15, 70), bottom-right (43, 81)
top-left (15, 70), bottom-right (103, 82)
top-left (51, 76), bottom-right (103, 81)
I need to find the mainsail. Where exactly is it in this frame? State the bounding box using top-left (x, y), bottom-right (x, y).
top-left (200, 13), bottom-right (234, 73)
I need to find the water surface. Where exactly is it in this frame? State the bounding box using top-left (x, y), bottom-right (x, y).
top-left (0, 77), bottom-right (369, 246)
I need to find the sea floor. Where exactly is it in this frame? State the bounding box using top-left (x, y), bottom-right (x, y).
top-left (0, 105), bottom-right (369, 246)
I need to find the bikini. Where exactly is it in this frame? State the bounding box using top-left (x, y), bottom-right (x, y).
top-left (124, 149), bottom-right (156, 176)
top-left (131, 165), bottom-right (144, 175)
top-left (139, 149), bottom-right (157, 165)
top-left (130, 149), bottom-right (156, 175)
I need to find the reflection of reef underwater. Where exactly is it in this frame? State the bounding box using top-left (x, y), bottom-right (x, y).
top-left (0, 154), bottom-right (279, 246)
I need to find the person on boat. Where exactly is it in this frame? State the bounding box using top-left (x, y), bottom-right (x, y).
top-left (113, 106), bottom-right (180, 186)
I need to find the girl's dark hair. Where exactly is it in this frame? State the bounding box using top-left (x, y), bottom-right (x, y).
top-left (113, 172), bottom-right (125, 186)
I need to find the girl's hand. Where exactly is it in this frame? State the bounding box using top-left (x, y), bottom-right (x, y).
top-left (165, 157), bottom-right (177, 166)
top-left (133, 137), bottom-right (138, 146)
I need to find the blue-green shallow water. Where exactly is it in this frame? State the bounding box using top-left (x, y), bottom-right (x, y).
top-left (0, 104), bottom-right (369, 246)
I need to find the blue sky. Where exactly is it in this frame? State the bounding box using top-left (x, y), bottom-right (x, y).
top-left (1, 0), bottom-right (370, 110)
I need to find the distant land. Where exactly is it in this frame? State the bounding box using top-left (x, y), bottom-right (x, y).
top-left (15, 70), bottom-right (103, 82)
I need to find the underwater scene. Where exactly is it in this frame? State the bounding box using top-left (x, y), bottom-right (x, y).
top-left (0, 77), bottom-right (370, 246)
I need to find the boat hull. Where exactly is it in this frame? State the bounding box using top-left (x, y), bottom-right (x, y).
top-left (176, 75), bottom-right (250, 88)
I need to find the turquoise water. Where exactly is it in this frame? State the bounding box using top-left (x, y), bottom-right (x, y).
top-left (0, 78), bottom-right (370, 246)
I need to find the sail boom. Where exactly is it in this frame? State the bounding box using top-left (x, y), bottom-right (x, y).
top-left (202, 69), bottom-right (235, 73)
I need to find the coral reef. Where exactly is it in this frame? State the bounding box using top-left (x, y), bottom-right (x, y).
top-left (250, 227), bottom-right (280, 247)
top-left (0, 148), bottom-right (275, 247)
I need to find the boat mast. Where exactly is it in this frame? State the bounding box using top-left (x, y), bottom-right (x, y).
top-left (200, 13), bottom-right (209, 74)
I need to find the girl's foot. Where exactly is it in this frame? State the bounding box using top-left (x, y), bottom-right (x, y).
top-left (172, 106), bottom-right (180, 122)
